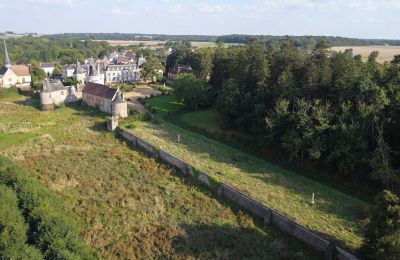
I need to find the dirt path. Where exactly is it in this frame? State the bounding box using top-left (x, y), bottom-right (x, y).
top-left (124, 86), bottom-right (161, 112)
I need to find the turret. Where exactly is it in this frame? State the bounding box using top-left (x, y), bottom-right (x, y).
top-left (112, 90), bottom-right (128, 118)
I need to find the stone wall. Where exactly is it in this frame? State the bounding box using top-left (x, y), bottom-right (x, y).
top-left (116, 127), bottom-right (359, 260)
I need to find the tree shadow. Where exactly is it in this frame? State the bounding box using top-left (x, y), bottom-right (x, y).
top-left (127, 120), bottom-right (367, 249)
top-left (172, 223), bottom-right (320, 259)
top-left (13, 98), bottom-right (41, 110)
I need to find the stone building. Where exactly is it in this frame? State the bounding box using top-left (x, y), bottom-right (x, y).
top-left (82, 82), bottom-right (128, 117)
top-left (86, 62), bottom-right (105, 85)
top-left (73, 61), bottom-right (86, 85)
top-left (61, 64), bottom-right (76, 79)
top-left (40, 80), bottom-right (81, 110)
top-left (167, 64), bottom-right (197, 81)
top-left (0, 39), bottom-right (31, 88)
top-left (41, 63), bottom-right (55, 77)
top-left (105, 64), bottom-right (140, 84)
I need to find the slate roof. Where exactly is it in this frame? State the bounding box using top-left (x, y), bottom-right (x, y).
top-left (169, 64), bottom-right (197, 75)
top-left (43, 80), bottom-right (66, 93)
top-left (41, 63), bottom-right (55, 68)
top-left (83, 82), bottom-right (117, 100)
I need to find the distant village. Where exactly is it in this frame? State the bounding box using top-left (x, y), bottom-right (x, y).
top-left (0, 39), bottom-right (170, 118)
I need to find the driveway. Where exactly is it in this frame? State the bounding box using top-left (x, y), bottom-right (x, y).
top-left (124, 86), bottom-right (161, 112)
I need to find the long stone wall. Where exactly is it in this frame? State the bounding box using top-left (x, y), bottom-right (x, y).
top-left (115, 127), bottom-right (359, 260)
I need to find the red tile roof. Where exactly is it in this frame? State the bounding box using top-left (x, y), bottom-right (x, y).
top-left (83, 82), bottom-right (117, 100)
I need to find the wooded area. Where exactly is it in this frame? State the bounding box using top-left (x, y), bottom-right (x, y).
top-left (169, 38), bottom-right (400, 195)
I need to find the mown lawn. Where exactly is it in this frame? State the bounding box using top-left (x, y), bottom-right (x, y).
top-left (0, 93), bottom-right (319, 259)
top-left (124, 115), bottom-right (369, 251)
top-left (146, 94), bottom-right (183, 116)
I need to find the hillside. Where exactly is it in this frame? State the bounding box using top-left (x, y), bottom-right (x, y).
top-left (0, 89), bottom-right (319, 259)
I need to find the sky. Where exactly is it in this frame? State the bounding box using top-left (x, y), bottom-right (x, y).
top-left (0, 0), bottom-right (399, 39)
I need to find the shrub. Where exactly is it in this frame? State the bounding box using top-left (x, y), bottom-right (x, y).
top-left (0, 156), bottom-right (95, 259)
top-left (0, 184), bottom-right (43, 260)
top-left (362, 190), bottom-right (400, 259)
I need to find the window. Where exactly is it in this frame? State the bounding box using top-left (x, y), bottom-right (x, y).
top-left (22, 78), bottom-right (25, 83)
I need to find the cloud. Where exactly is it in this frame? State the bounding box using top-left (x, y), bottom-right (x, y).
top-left (198, 3), bottom-right (223, 13)
top-left (168, 3), bottom-right (183, 14)
top-left (111, 8), bottom-right (131, 16)
top-left (258, 0), bottom-right (400, 11)
top-left (29, 0), bottom-right (78, 6)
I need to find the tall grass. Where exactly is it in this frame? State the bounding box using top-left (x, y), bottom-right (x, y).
top-left (124, 118), bottom-right (369, 251)
top-left (0, 95), bottom-right (320, 259)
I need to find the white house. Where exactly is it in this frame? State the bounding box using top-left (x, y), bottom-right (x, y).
top-left (41, 63), bottom-right (55, 77)
top-left (105, 64), bottom-right (140, 84)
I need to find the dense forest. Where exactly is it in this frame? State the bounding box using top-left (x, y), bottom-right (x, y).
top-left (47, 33), bottom-right (400, 48)
top-left (167, 38), bottom-right (400, 194)
top-left (0, 37), bottom-right (111, 65)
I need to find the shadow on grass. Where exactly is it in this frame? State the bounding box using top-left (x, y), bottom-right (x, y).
top-left (13, 98), bottom-right (41, 110)
top-left (123, 120), bottom-right (367, 251)
top-left (172, 223), bottom-right (319, 259)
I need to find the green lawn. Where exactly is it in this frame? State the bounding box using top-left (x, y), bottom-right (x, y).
top-left (145, 94), bottom-right (183, 116)
top-left (180, 108), bottom-right (223, 133)
top-left (0, 92), bottom-right (319, 259)
top-left (123, 115), bottom-right (368, 252)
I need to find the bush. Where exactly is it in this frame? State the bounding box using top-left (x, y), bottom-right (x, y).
top-left (0, 184), bottom-right (43, 260)
top-left (362, 190), bottom-right (400, 259)
top-left (0, 156), bottom-right (95, 259)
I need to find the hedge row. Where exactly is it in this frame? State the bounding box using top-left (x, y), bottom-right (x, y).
top-left (0, 156), bottom-right (94, 260)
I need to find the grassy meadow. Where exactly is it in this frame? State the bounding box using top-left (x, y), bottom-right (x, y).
top-left (0, 89), bottom-right (319, 259)
top-left (140, 94), bottom-right (371, 251)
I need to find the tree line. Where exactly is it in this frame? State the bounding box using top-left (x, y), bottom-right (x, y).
top-left (0, 36), bottom-right (111, 65)
top-left (45, 33), bottom-right (400, 48)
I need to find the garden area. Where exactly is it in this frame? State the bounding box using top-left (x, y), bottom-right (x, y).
top-left (0, 89), bottom-right (319, 259)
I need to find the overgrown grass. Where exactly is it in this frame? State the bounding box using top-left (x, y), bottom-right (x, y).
top-left (0, 95), bottom-right (320, 258)
top-left (124, 117), bottom-right (369, 252)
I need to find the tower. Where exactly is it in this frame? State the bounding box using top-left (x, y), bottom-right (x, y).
top-left (3, 39), bottom-right (11, 69)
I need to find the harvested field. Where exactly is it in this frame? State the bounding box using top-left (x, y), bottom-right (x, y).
top-left (330, 45), bottom-right (400, 63)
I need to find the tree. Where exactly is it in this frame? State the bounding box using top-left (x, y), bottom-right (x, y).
top-left (362, 190), bottom-right (400, 259)
top-left (52, 65), bottom-right (62, 76)
top-left (141, 55), bottom-right (163, 82)
top-left (174, 74), bottom-right (212, 110)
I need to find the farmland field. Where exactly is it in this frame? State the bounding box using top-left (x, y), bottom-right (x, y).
top-left (0, 89), bottom-right (319, 259)
top-left (330, 45), bottom-right (400, 63)
top-left (135, 94), bottom-right (371, 251)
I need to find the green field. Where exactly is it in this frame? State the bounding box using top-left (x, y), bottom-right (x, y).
top-left (140, 94), bottom-right (370, 251)
top-left (146, 94), bottom-right (183, 116)
top-left (0, 90), bottom-right (319, 259)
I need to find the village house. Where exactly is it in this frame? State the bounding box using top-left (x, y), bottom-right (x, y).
top-left (41, 63), bottom-right (55, 77)
top-left (61, 64), bottom-right (76, 79)
top-left (0, 39), bottom-right (31, 88)
top-left (40, 79), bottom-right (82, 110)
top-left (167, 64), bottom-right (197, 81)
top-left (105, 64), bottom-right (140, 84)
top-left (82, 82), bottom-right (128, 117)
